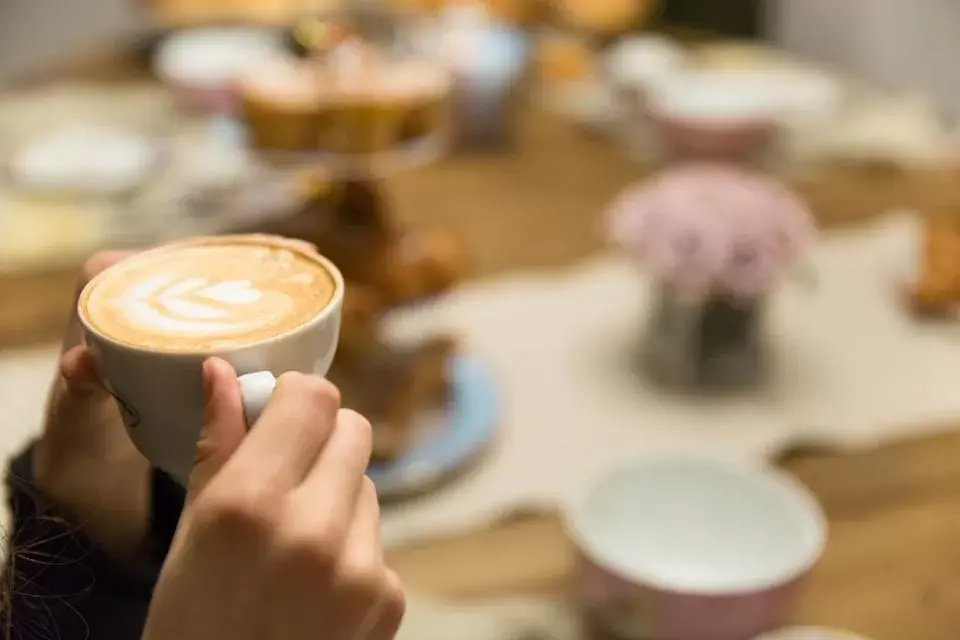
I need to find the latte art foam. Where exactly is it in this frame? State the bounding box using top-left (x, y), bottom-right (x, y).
top-left (82, 239), bottom-right (337, 352)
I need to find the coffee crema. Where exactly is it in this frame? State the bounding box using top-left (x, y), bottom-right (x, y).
top-left (82, 238), bottom-right (337, 353)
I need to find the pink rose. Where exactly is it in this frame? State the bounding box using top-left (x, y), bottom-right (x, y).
top-left (606, 164), bottom-right (813, 298)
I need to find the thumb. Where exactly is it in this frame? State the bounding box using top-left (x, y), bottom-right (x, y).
top-left (187, 358), bottom-right (246, 505)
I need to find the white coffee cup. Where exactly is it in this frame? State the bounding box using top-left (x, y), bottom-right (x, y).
top-left (78, 250), bottom-right (344, 486)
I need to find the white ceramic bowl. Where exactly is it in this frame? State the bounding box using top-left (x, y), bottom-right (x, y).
top-left (648, 70), bottom-right (785, 125)
top-left (154, 28), bottom-right (285, 115)
top-left (645, 70), bottom-right (786, 161)
top-left (566, 456), bottom-right (827, 640)
top-left (605, 35), bottom-right (686, 94)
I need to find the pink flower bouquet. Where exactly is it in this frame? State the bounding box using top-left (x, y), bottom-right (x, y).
top-left (608, 164), bottom-right (814, 300)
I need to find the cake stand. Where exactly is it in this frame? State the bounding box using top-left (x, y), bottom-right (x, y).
top-left (237, 94), bottom-right (495, 499)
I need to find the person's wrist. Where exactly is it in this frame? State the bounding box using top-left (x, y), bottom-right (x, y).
top-left (32, 437), bottom-right (153, 561)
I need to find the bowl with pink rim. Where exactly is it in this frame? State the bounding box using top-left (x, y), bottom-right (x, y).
top-left (565, 455), bottom-right (827, 640)
top-left (153, 27), bottom-right (285, 116)
top-left (645, 70), bottom-right (786, 161)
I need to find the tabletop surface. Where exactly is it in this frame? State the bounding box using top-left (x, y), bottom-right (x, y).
top-left (4, 38), bottom-right (960, 640)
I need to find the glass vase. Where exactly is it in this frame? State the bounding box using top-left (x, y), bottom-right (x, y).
top-left (640, 287), bottom-right (765, 391)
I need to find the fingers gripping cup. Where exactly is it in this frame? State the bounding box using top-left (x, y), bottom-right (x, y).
top-left (78, 236), bottom-right (344, 485)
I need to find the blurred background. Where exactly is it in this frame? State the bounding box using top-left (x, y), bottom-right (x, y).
top-left (1, 1), bottom-right (960, 639)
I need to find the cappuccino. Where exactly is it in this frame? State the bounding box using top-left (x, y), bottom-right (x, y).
top-left (81, 237), bottom-right (337, 353)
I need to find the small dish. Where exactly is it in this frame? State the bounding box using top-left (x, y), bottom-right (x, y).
top-left (605, 35), bottom-right (686, 102)
top-left (566, 456), bottom-right (827, 640)
top-left (154, 27), bottom-right (285, 115)
top-left (9, 125), bottom-right (162, 199)
top-left (368, 356), bottom-right (499, 499)
top-left (646, 70), bottom-right (784, 161)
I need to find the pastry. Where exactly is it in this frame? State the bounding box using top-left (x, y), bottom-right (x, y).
top-left (535, 33), bottom-right (597, 84)
top-left (150, 0), bottom-right (344, 27)
top-left (392, 0), bottom-right (540, 24)
top-left (307, 181), bottom-right (468, 303)
top-left (552, 0), bottom-right (654, 34)
top-left (911, 217), bottom-right (960, 314)
top-left (230, 178), bottom-right (468, 304)
top-left (474, 0), bottom-right (542, 26)
top-left (331, 283), bottom-right (456, 462)
top-left (240, 36), bottom-right (451, 154)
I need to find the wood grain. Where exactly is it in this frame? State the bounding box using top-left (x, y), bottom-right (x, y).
top-left (387, 433), bottom-right (960, 640)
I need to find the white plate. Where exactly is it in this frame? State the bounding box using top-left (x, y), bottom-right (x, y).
top-left (647, 70), bottom-right (785, 125)
top-left (10, 125), bottom-right (162, 197)
top-left (605, 35), bottom-right (686, 90)
top-left (154, 27), bottom-right (284, 88)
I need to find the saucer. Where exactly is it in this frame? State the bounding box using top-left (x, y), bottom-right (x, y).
top-left (368, 356), bottom-right (499, 499)
top-left (605, 35), bottom-right (685, 92)
top-left (9, 125), bottom-right (162, 198)
top-left (647, 70), bottom-right (784, 126)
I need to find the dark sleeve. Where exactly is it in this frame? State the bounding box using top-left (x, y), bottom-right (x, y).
top-left (1, 441), bottom-right (186, 640)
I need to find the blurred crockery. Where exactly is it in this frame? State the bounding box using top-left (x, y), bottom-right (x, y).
top-left (645, 70), bottom-right (784, 163)
top-left (10, 125), bottom-right (162, 199)
top-left (604, 35), bottom-right (686, 158)
top-left (754, 628), bottom-right (872, 640)
top-left (566, 456), bottom-right (827, 640)
top-left (422, 2), bottom-right (529, 148)
top-left (154, 28), bottom-right (285, 116)
top-left (553, 0), bottom-right (656, 35)
top-left (240, 34), bottom-right (451, 155)
top-left (605, 35), bottom-right (686, 107)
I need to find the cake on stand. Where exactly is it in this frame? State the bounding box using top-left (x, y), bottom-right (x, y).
top-left (237, 15), bottom-right (497, 498)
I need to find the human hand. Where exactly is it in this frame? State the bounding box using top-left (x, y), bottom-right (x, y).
top-left (35, 250), bottom-right (152, 558)
top-left (143, 360), bottom-right (405, 640)
top-left (36, 235), bottom-right (322, 560)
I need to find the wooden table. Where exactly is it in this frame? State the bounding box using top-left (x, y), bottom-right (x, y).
top-left (5, 41), bottom-right (960, 640)
top-left (388, 436), bottom-right (960, 640)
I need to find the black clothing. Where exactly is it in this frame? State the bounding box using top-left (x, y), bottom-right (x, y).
top-left (2, 442), bottom-right (185, 639)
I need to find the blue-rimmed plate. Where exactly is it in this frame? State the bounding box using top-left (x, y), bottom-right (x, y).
top-left (367, 356), bottom-right (499, 499)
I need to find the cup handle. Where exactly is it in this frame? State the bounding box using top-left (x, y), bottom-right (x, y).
top-left (237, 371), bottom-right (278, 428)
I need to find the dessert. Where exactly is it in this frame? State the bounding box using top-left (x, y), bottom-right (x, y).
top-left (911, 216), bottom-right (960, 314)
top-left (306, 180), bottom-right (468, 303)
top-left (535, 33), bottom-right (597, 85)
top-left (331, 283), bottom-right (456, 462)
top-left (391, 0), bottom-right (540, 24)
top-left (228, 178), bottom-right (468, 304)
top-left (553, 0), bottom-right (654, 34)
top-left (150, 0), bottom-right (344, 27)
top-left (240, 37), bottom-right (451, 154)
